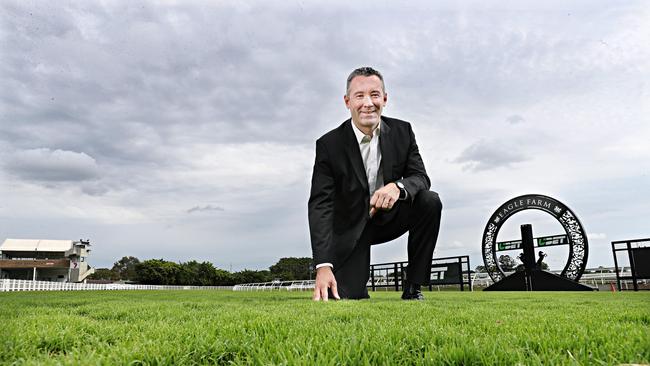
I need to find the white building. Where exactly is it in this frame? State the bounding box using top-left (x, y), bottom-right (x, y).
top-left (0, 239), bottom-right (95, 282)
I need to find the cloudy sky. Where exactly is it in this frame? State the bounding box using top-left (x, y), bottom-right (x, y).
top-left (1, 1), bottom-right (648, 272)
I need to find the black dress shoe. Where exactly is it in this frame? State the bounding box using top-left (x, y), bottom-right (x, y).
top-left (401, 281), bottom-right (424, 300)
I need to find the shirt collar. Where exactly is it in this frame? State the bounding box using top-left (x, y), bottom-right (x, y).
top-left (351, 120), bottom-right (381, 144)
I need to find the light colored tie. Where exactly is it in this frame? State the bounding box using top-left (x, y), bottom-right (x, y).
top-left (360, 134), bottom-right (382, 197)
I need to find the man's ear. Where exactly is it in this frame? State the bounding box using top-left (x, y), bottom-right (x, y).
top-left (343, 94), bottom-right (350, 109)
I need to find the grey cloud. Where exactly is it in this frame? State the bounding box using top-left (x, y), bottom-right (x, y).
top-left (4, 0), bottom-right (642, 172)
top-left (1, 1), bottom-right (344, 159)
top-left (507, 115), bottom-right (525, 124)
top-left (454, 140), bottom-right (529, 171)
top-left (80, 182), bottom-right (110, 196)
top-left (187, 205), bottom-right (225, 214)
top-left (4, 148), bottom-right (100, 182)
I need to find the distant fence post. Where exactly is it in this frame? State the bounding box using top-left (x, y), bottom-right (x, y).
top-left (613, 243), bottom-right (622, 291)
top-left (394, 263), bottom-right (399, 291)
top-left (458, 256), bottom-right (464, 292)
top-left (627, 241), bottom-right (638, 291)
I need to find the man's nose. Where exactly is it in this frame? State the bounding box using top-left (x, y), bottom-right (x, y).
top-left (362, 95), bottom-right (373, 106)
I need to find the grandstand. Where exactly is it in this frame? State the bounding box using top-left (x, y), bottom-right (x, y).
top-left (0, 238), bottom-right (95, 283)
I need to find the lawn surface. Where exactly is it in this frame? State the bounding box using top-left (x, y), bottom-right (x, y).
top-left (1, 290), bottom-right (648, 365)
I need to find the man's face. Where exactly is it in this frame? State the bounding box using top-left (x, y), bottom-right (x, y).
top-left (344, 75), bottom-right (387, 132)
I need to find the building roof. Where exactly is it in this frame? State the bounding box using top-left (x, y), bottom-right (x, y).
top-left (0, 239), bottom-right (74, 252)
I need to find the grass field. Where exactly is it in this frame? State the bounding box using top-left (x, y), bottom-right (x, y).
top-left (1, 290), bottom-right (648, 365)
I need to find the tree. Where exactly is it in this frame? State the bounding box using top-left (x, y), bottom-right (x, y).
top-left (177, 260), bottom-right (202, 286)
top-left (233, 269), bottom-right (272, 284)
top-left (177, 261), bottom-right (229, 286)
top-left (475, 265), bottom-right (497, 273)
top-left (196, 261), bottom-right (219, 286)
top-left (269, 257), bottom-right (313, 281)
top-left (111, 256), bottom-right (140, 281)
top-left (214, 268), bottom-right (235, 285)
top-left (135, 259), bottom-right (237, 286)
top-left (88, 268), bottom-right (120, 281)
top-left (498, 255), bottom-right (517, 272)
top-left (135, 259), bottom-right (180, 285)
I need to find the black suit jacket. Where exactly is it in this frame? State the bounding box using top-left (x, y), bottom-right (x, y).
top-left (308, 116), bottom-right (430, 268)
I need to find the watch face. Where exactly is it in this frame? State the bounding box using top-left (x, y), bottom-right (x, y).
top-left (396, 181), bottom-right (406, 199)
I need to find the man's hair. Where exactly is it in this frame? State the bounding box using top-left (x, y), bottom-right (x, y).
top-left (346, 67), bottom-right (385, 95)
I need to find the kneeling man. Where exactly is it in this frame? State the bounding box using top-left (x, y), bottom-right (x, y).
top-left (308, 67), bottom-right (442, 301)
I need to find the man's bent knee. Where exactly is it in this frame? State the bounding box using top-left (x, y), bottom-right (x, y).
top-left (414, 190), bottom-right (442, 213)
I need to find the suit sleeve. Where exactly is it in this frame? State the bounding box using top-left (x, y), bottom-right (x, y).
top-left (401, 123), bottom-right (431, 201)
top-left (308, 138), bottom-right (336, 265)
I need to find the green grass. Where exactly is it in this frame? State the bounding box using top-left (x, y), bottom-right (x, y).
top-left (1, 290), bottom-right (648, 365)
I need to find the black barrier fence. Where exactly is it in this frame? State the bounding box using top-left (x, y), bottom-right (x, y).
top-left (368, 255), bottom-right (472, 291)
top-left (612, 238), bottom-right (650, 291)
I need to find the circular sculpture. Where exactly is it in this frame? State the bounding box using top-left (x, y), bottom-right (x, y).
top-left (482, 194), bottom-right (588, 282)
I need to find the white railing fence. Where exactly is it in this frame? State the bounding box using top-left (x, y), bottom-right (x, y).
top-left (233, 280), bottom-right (315, 291)
top-left (0, 279), bottom-right (232, 292)
top-left (5, 273), bottom-right (642, 293)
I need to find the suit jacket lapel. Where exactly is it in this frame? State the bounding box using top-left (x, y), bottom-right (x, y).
top-left (343, 120), bottom-right (369, 192)
top-left (379, 117), bottom-right (393, 184)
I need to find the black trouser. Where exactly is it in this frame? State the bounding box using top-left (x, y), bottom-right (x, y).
top-left (332, 190), bottom-right (443, 299)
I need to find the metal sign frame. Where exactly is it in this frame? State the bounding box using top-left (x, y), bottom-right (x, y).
top-left (611, 238), bottom-right (650, 291)
top-left (368, 255), bottom-right (472, 291)
top-left (482, 194), bottom-right (588, 283)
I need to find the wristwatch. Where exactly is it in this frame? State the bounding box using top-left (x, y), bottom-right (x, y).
top-left (396, 181), bottom-right (407, 200)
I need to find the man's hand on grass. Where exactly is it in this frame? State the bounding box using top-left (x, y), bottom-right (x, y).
top-left (313, 266), bottom-right (340, 301)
